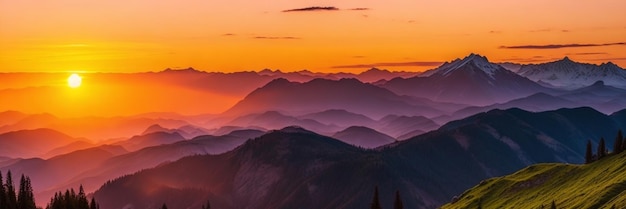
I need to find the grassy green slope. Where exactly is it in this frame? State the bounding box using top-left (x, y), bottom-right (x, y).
top-left (441, 152), bottom-right (626, 209)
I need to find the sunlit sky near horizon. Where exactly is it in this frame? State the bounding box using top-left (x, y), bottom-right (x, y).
top-left (1, 0), bottom-right (625, 73)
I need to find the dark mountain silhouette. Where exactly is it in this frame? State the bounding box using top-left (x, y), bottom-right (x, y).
top-left (92, 108), bottom-right (626, 209)
top-left (223, 78), bottom-right (446, 119)
top-left (211, 125), bottom-right (267, 136)
top-left (0, 128), bottom-right (84, 158)
top-left (381, 54), bottom-right (547, 106)
top-left (332, 126), bottom-right (396, 148)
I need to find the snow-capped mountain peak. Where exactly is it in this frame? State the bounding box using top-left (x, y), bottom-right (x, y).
top-left (431, 53), bottom-right (503, 79)
top-left (517, 57), bottom-right (626, 89)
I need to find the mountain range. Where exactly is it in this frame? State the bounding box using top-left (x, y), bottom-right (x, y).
top-left (91, 107), bottom-right (626, 209)
top-left (2, 53), bottom-right (626, 209)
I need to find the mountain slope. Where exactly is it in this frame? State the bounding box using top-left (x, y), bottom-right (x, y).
top-left (222, 78), bottom-right (445, 119)
top-left (0, 128), bottom-right (82, 158)
top-left (381, 54), bottom-right (547, 106)
top-left (115, 131), bottom-right (186, 151)
top-left (442, 152), bottom-right (626, 209)
top-left (92, 108), bottom-right (626, 209)
top-left (518, 57), bottom-right (626, 89)
top-left (332, 126), bottom-right (396, 148)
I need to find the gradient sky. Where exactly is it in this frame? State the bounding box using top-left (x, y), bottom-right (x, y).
top-left (1, 0), bottom-right (625, 73)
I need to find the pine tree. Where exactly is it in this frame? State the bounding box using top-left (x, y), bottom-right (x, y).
top-left (89, 197), bottom-right (99, 209)
top-left (17, 175), bottom-right (36, 209)
top-left (46, 187), bottom-right (99, 209)
top-left (615, 130), bottom-right (624, 154)
top-left (6, 171), bottom-right (18, 209)
top-left (161, 203), bottom-right (168, 209)
top-left (393, 190), bottom-right (403, 209)
top-left (202, 200), bottom-right (211, 209)
top-left (585, 140), bottom-right (594, 163)
top-left (610, 204), bottom-right (615, 209)
top-left (77, 185), bottom-right (89, 209)
top-left (0, 171), bottom-right (7, 209)
top-left (550, 200), bottom-right (556, 209)
top-left (598, 137), bottom-right (607, 159)
top-left (370, 186), bottom-right (382, 209)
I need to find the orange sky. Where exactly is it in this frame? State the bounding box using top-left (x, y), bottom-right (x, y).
top-left (1, 0), bottom-right (626, 73)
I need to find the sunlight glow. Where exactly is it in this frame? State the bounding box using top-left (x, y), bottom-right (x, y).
top-left (68, 73), bottom-right (82, 88)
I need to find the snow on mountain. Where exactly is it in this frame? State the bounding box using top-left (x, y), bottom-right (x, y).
top-left (381, 53), bottom-right (546, 106)
top-left (517, 57), bottom-right (626, 89)
top-left (421, 53), bottom-right (503, 79)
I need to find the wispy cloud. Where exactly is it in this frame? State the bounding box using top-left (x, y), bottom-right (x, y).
top-left (282, 6), bottom-right (370, 13)
top-left (282, 6), bottom-right (339, 12)
top-left (254, 36), bottom-right (300, 40)
top-left (500, 42), bottom-right (625, 49)
top-left (332, 61), bottom-right (443, 69)
top-left (222, 33), bottom-right (236, 36)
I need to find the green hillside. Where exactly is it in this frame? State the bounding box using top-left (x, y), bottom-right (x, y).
top-left (441, 152), bottom-right (626, 209)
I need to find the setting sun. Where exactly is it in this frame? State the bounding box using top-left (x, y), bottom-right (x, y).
top-left (67, 73), bottom-right (82, 88)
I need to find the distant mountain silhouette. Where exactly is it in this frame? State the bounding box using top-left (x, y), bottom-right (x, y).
top-left (451, 92), bottom-right (580, 120)
top-left (33, 129), bottom-right (265, 207)
top-left (225, 111), bottom-right (339, 134)
top-left (557, 81), bottom-right (626, 113)
top-left (0, 110), bottom-right (27, 126)
top-left (381, 54), bottom-right (547, 106)
top-left (92, 108), bottom-right (626, 209)
top-left (298, 109), bottom-right (378, 127)
top-left (332, 126), bottom-right (396, 148)
top-left (377, 115), bottom-right (440, 138)
top-left (223, 78), bottom-right (446, 119)
top-left (115, 131), bottom-right (187, 151)
top-left (0, 128), bottom-right (84, 158)
top-left (0, 144), bottom-right (127, 206)
top-left (41, 140), bottom-right (96, 159)
top-left (517, 57), bottom-right (626, 89)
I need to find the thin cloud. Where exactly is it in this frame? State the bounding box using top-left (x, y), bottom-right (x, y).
top-left (332, 61), bottom-right (443, 69)
top-left (585, 57), bottom-right (626, 61)
top-left (348, 8), bottom-right (370, 11)
top-left (254, 36), bottom-right (300, 40)
top-left (500, 42), bottom-right (625, 49)
top-left (565, 52), bottom-right (609, 55)
top-left (222, 33), bottom-right (236, 36)
top-left (282, 6), bottom-right (339, 12)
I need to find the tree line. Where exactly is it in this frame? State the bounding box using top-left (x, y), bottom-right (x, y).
top-left (0, 170), bottom-right (36, 209)
top-left (1, 170), bottom-right (100, 209)
top-left (370, 186), bottom-right (404, 209)
top-left (585, 130), bottom-right (625, 163)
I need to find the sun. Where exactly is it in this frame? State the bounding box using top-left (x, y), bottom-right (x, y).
top-left (67, 73), bottom-right (82, 88)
